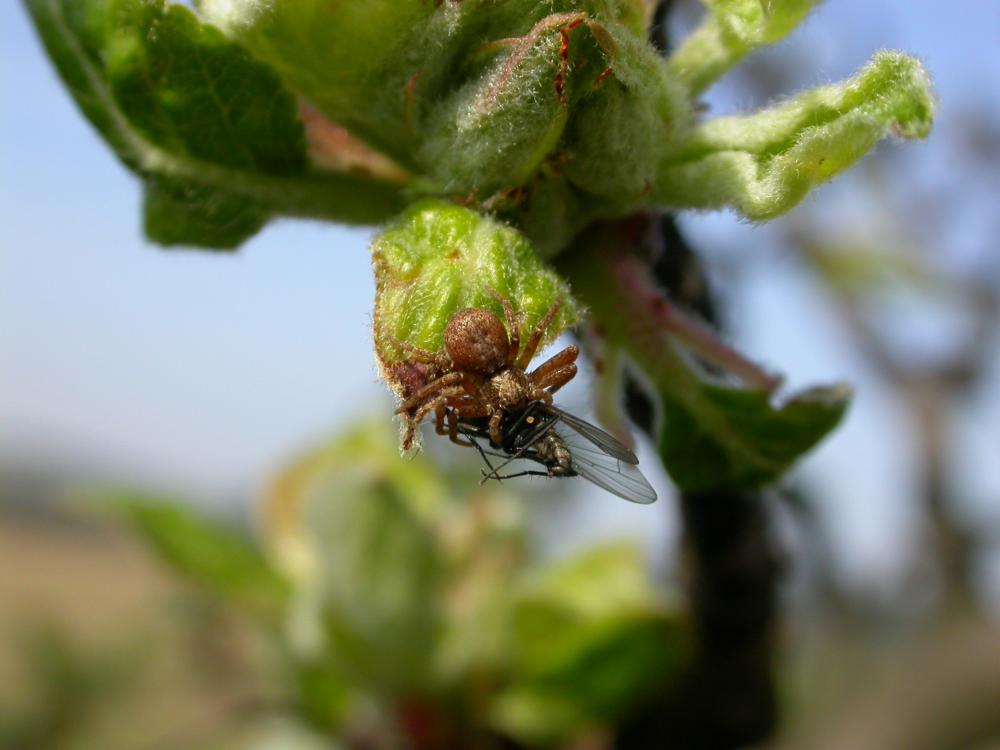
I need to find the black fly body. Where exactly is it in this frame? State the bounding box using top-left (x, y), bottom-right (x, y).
top-left (457, 402), bottom-right (657, 504)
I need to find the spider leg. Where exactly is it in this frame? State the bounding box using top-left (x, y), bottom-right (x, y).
top-left (435, 403), bottom-right (475, 447)
top-left (488, 410), bottom-right (504, 447)
top-left (527, 344), bottom-right (579, 383)
top-left (529, 387), bottom-right (554, 405)
top-left (395, 371), bottom-right (465, 414)
top-left (387, 334), bottom-right (450, 370)
top-left (515, 298), bottom-right (563, 369)
top-left (409, 386), bottom-right (467, 431)
top-left (531, 363), bottom-right (578, 398)
top-left (486, 287), bottom-right (522, 364)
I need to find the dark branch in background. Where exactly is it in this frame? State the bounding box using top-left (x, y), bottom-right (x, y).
top-left (648, 0), bottom-right (674, 55)
top-left (617, 6), bottom-right (782, 746)
top-left (617, 213), bottom-right (782, 750)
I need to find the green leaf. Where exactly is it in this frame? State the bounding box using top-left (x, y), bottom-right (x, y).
top-left (199, 0), bottom-right (439, 167)
top-left (24, 0), bottom-right (405, 249)
top-left (653, 51), bottom-right (935, 220)
top-left (560, 225), bottom-right (851, 492)
top-left (491, 615), bottom-right (684, 742)
top-left (658, 383), bottom-right (850, 492)
top-left (667, 0), bottom-right (820, 95)
top-left (310, 479), bottom-right (442, 692)
top-left (515, 543), bottom-right (660, 623)
top-left (97, 492), bottom-right (288, 617)
top-left (490, 544), bottom-right (688, 743)
top-left (143, 178), bottom-right (267, 249)
top-left (560, 20), bottom-right (693, 209)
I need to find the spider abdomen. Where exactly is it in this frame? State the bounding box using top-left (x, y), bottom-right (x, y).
top-left (444, 308), bottom-right (511, 373)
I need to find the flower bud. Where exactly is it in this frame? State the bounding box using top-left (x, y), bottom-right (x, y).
top-left (371, 201), bottom-right (581, 401)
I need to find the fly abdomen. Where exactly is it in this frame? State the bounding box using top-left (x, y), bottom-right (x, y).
top-left (536, 433), bottom-right (576, 477)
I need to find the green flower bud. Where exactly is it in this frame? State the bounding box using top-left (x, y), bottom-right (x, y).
top-left (561, 22), bottom-right (693, 209)
top-left (371, 201), bottom-right (581, 400)
top-left (416, 14), bottom-right (577, 199)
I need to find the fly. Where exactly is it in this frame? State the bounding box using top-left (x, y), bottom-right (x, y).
top-left (457, 402), bottom-right (657, 505)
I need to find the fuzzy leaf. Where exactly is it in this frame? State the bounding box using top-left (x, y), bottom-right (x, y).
top-left (653, 51), bottom-right (935, 220)
top-left (24, 0), bottom-right (405, 249)
top-left (561, 224), bottom-right (850, 492)
top-left (667, 0), bottom-right (820, 94)
top-left (560, 20), bottom-right (693, 208)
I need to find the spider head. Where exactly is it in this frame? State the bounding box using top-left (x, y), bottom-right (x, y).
top-left (445, 308), bottom-right (511, 373)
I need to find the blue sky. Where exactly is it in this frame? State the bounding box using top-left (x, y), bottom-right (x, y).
top-left (3, 1), bottom-right (999, 593)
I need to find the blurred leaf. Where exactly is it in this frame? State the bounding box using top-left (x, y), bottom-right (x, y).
top-left (491, 615), bottom-right (683, 742)
top-left (654, 52), bottom-right (935, 220)
top-left (491, 544), bottom-right (688, 743)
top-left (516, 543), bottom-right (660, 623)
top-left (312, 478), bottom-right (443, 693)
top-left (292, 657), bottom-right (355, 732)
top-left (97, 492), bottom-right (288, 618)
top-left (23, 0), bottom-right (405, 249)
top-left (434, 494), bottom-right (526, 683)
top-left (801, 238), bottom-right (955, 298)
top-left (265, 420), bottom-right (447, 693)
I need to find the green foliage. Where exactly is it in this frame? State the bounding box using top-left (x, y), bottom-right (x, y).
top-left (667, 0), bottom-right (821, 94)
top-left (24, 2), bottom-right (936, 511)
top-left (97, 492), bottom-right (289, 617)
top-left (298, 464), bottom-right (444, 693)
top-left (24, 0), bottom-right (405, 248)
top-left (20, 1), bottom-right (947, 744)
top-left (95, 420), bottom-right (685, 744)
top-left (491, 544), bottom-right (688, 743)
top-left (26, 0), bottom-right (933, 241)
top-left (655, 51), bottom-right (936, 219)
top-left (657, 383), bottom-right (850, 492)
top-left (562, 227), bottom-right (850, 492)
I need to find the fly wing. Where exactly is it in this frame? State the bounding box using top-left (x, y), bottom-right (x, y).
top-left (556, 425), bottom-right (658, 504)
top-left (545, 405), bottom-right (639, 465)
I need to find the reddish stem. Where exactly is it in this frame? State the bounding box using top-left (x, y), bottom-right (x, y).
top-left (613, 251), bottom-right (783, 392)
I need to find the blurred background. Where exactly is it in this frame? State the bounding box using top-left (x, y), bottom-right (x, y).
top-left (2, 1), bottom-right (999, 748)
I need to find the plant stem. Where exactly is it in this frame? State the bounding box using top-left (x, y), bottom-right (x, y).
top-left (562, 213), bottom-right (782, 748)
